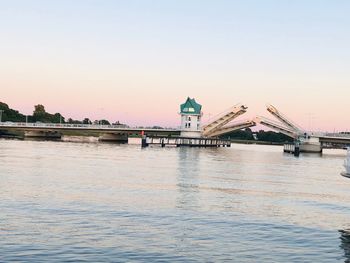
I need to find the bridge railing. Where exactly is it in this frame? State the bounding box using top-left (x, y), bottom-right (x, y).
top-left (0, 122), bottom-right (129, 129)
top-left (202, 103), bottom-right (243, 126)
top-left (287, 130), bottom-right (350, 139)
top-left (0, 122), bottom-right (180, 132)
top-left (324, 133), bottom-right (350, 138)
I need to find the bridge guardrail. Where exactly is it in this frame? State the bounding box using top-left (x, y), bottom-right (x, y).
top-left (0, 122), bottom-right (179, 132)
top-left (0, 122), bottom-right (129, 129)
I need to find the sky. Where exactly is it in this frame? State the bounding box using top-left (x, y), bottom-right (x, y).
top-left (0, 0), bottom-right (349, 131)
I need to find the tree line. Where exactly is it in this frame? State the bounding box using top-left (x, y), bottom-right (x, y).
top-left (220, 128), bottom-right (293, 143)
top-left (0, 102), bottom-right (121, 126)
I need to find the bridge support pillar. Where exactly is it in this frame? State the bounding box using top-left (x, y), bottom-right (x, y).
top-left (99, 133), bottom-right (128, 143)
top-left (24, 130), bottom-right (62, 139)
top-left (299, 137), bottom-right (323, 153)
top-left (299, 143), bottom-right (322, 153)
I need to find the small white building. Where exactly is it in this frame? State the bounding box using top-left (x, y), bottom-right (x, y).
top-left (180, 97), bottom-right (202, 138)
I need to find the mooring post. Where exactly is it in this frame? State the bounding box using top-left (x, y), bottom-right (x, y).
top-left (294, 141), bottom-right (300, 157)
top-left (141, 136), bottom-right (148, 148)
top-left (141, 131), bottom-right (148, 148)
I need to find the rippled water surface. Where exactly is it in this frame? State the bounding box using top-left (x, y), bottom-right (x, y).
top-left (1, 139), bottom-right (350, 262)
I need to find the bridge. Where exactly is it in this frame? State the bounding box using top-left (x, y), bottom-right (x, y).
top-left (0, 122), bottom-right (181, 142)
top-left (1, 102), bottom-right (349, 150)
top-left (0, 100), bottom-right (258, 143)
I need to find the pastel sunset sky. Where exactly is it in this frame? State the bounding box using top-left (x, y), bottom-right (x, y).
top-left (1, 0), bottom-right (349, 131)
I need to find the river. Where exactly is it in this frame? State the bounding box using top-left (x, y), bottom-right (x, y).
top-left (0, 139), bottom-right (349, 262)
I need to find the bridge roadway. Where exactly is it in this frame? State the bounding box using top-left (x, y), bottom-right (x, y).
top-left (0, 122), bottom-right (181, 136)
top-left (318, 135), bottom-right (350, 145)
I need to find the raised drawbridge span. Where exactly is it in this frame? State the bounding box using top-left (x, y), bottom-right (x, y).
top-left (202, 104), bottom-right (256, 138)
top-left (255, 104), bottom-right (350, 152)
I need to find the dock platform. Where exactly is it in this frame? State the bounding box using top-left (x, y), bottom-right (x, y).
top-left (142, 136), bottom-right (231, 148)
top-left (284, 143), bottom-right (300, 156)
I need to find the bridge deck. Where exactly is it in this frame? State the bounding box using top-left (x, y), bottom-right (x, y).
top-left (143, 136), bottom-right (231, 148)
top-left (319, 136), bottom-right (350, 145)
top-left (0, 122), bottom-right (181, 135)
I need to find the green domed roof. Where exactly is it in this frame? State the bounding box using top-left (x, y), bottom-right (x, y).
top-left (180, 97), bottom-right (202, 115)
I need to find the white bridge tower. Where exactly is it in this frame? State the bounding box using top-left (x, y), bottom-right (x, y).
top-left (180, 97), bottom-right (202, 138)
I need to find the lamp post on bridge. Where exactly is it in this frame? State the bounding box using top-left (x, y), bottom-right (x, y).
top-left (307, 113), bottom-right (316, 133)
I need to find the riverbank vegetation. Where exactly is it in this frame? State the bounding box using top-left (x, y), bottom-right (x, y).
top-left (0, 102), bottom-right (120, 125)
top-left (221, 128), bottom-right (293, 143)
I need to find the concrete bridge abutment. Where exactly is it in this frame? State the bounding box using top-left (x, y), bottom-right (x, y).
top-left (24, 130), bottom-right (62, 139)
top-left (98, 133), bottom-right (128, 143)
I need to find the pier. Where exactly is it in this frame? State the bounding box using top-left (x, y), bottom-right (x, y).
top-left (283, 143), bottom-right (300, 157)
top-left (141, 136), bottom-right (231, 148)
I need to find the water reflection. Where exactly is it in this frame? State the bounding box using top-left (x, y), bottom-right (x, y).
top-left (176, 148), bottom-right (200, 210)
top-left (340, 229), bottom-right (350, 262)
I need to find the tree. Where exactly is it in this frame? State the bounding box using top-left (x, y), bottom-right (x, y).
top-left (53, 113), bottom-right (65, 123)
top-left (0, 102), bottom-right (26, 122)
top-left (32, 104), bottom-right (66, 123)
top-left (221, 128), bottom-right (254, 140)
top-left (34, 104), bottom-right (46, 114)
top-left (67, 118), bottom-right (82, 124)
top-left (0, 102), bottom-right (67, 123)
top-left (100, 119), bottom-right (110, 125)
top-left (82, 118), bottom-right (92, 124)
top-left (33, 104), bottom-right (48, 122)
top-left (256, 130), bottom-right (292, 143)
